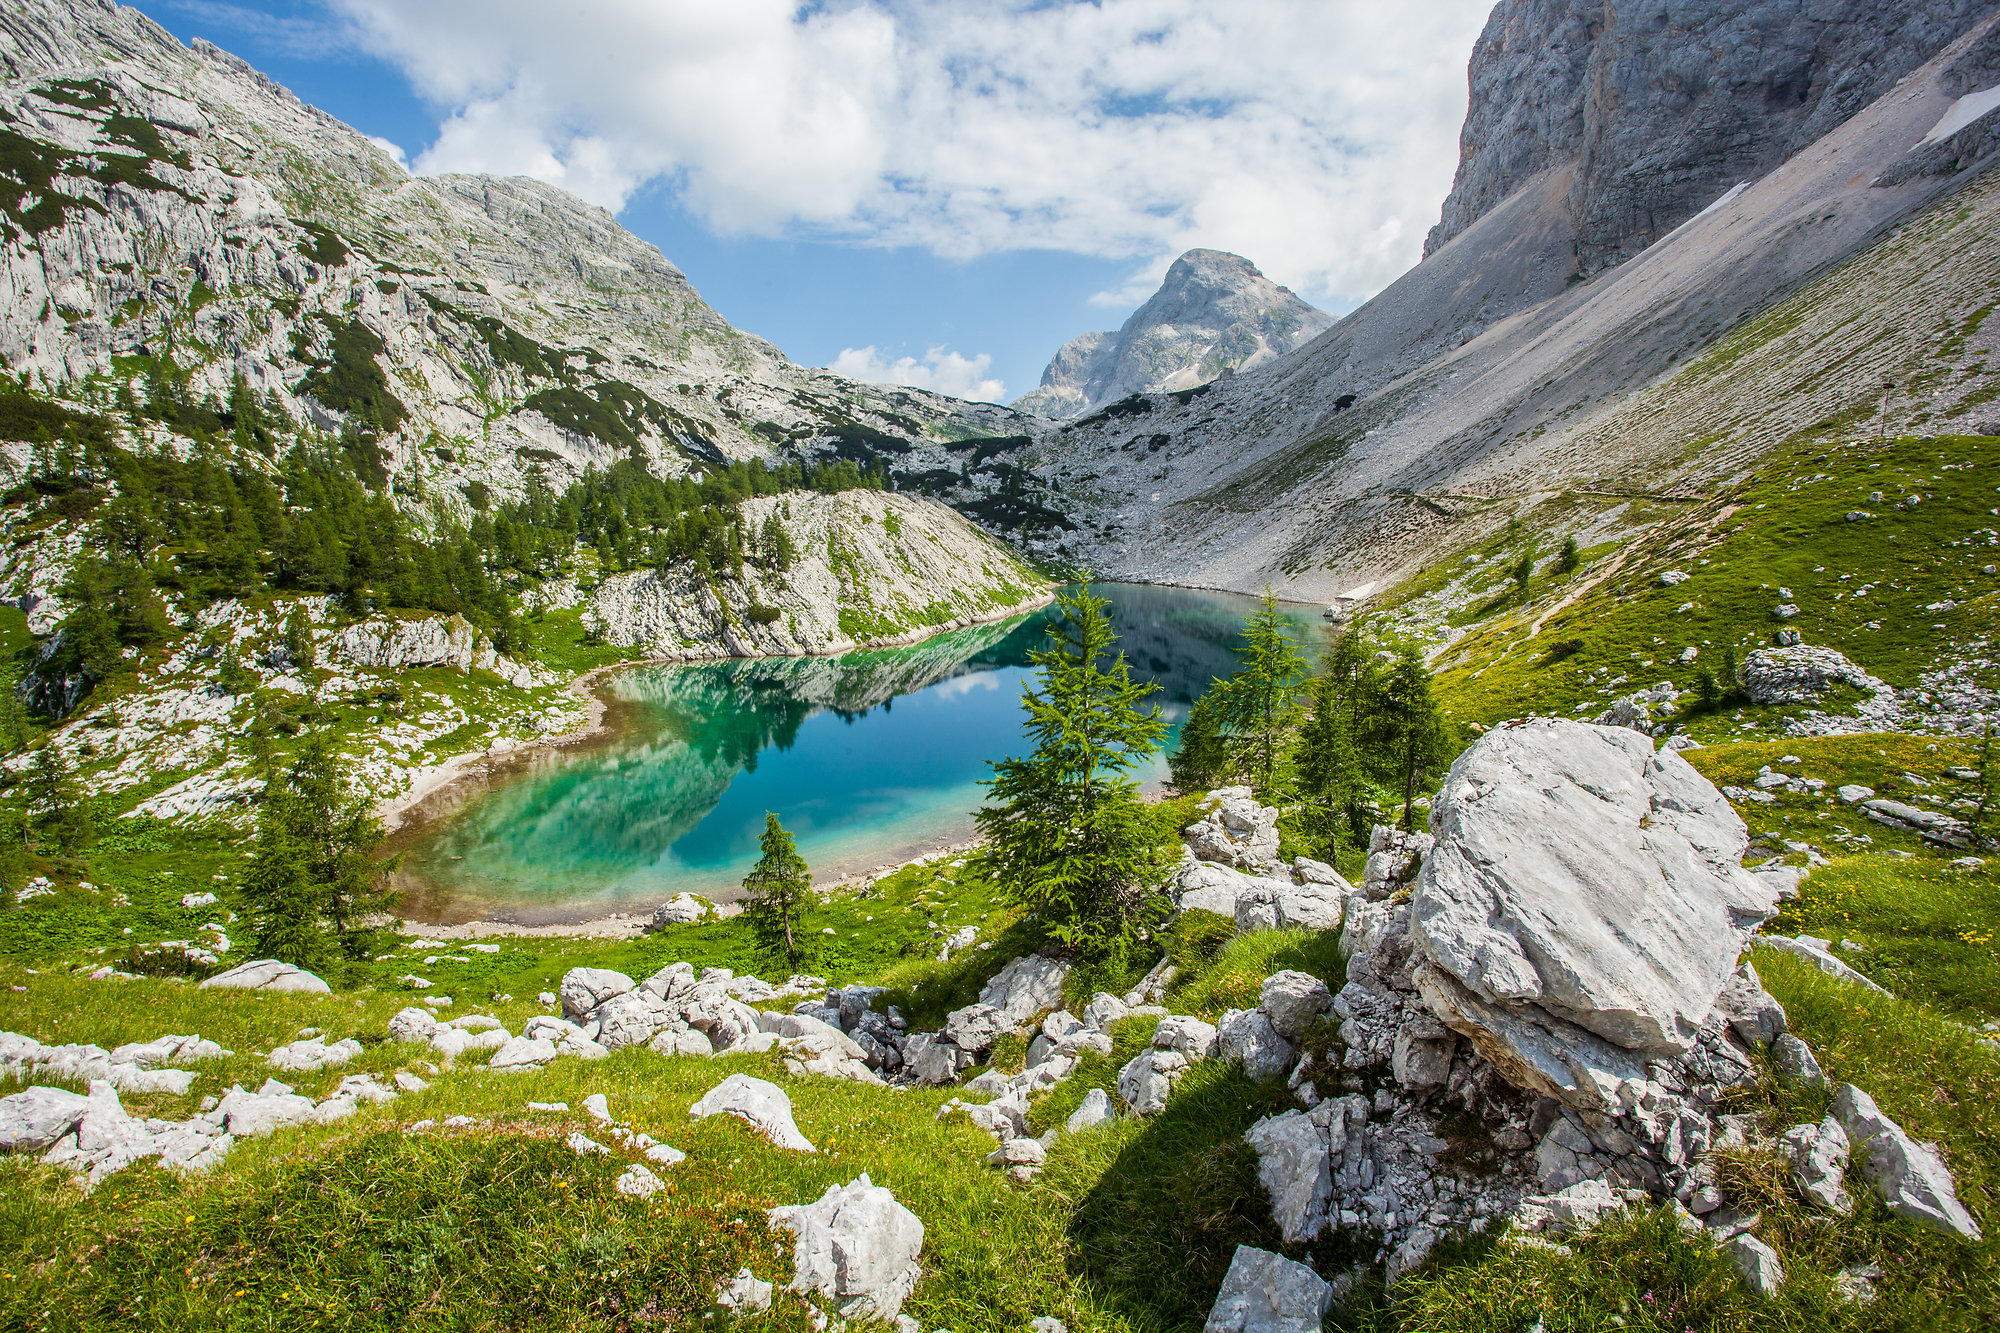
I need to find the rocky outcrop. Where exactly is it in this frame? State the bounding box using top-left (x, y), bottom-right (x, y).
top-left (1014, 250), bottom-right (1333, 419)
top-left (334, 615), bottom-right (549, 690)
top-left (1409, 719), bottom-right (1778, 1109)
top-left (1426, 0), bottom-right (1992, 271)
top-left (585, 490), bottom-right (1049, 660)
top-left (1202, 1244), bottom-right (1338, 1333)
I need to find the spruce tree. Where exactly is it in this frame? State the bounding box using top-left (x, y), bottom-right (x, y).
top-left (1558, 535), bottom-right (1581, 573)
top-left (977, 586), bottom-right (1172, 955)
top-left (1169, 689), bottom-right (1228, 793)
top-left (1379, 648), bottom-right (1454, 830)
top-left (240, 733), bottom-right (395, 969)
top-left (1217, 590), bottom-right (1308, 795)
top-left (1293, 630), bottom-right (1381, 856)
top-left (1511, 553), bottom-right (1533, 599)
top-left (741, 812), bottom-right (813, 972)
top-left (27, 745), bottom-right (89, 856)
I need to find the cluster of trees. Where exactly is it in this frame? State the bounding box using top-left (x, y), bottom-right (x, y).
top-left (474, 454), bottom-right (875, 583)
top-left (2, 372), bottom-right (883, 712)
top-left (1172, 594), bottom-right (1455, 858)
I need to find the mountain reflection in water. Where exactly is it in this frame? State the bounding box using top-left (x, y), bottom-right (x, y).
top-left (390, 583), bottom-right (1326, 924)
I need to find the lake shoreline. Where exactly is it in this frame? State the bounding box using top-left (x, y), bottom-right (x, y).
top-left (373, 587), bottom-right (1059, 838)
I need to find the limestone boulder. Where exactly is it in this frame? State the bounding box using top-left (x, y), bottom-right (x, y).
top-left (559, 967), bottom-right (636, 1023)
top-left (1409, 719), bottom-right (1778, 1109)
top-left (1216, 1008), bottom-right (1295, 1083)
top-left (691, 1074), bottom-right (817, 1153)
top-left (198, 959), bottom-right (329, 993)
top-left (1833, 1083), bottom-right (1982, 1239)
top-left (1171, 860), bottom-right (1294, 919)
top-left (0, 1086), bottom-right (90, 1152)
top-left (1117, 1048), bottom-right (1190, 1115)
top-left (1185, 787), bottom-right (1283, 871)
top-left (1243, 1111), bottom-right (1333, 1243)
top-left (1202, 1244), bottom-right (1335, 1333)
top-left (1234, 880), bottom-right (1343, 935)
top-left (978, 955), bottom-right (1071, 1026)
top-left (1259, 972), bottom-right (1333, 1039)
top-left (769, 1173), bottom-right (925, 1321)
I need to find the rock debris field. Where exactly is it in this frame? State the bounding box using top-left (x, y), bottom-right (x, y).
top-left (1, 719), bottom-right (1987, 1328)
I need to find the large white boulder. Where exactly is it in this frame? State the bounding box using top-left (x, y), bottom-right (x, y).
top-left (1216, 1008), bottom-right (1295, 1083)
top-left (1117, 1048), bottom-right (1190, 1115)
top-left (198, 959), bottom-right (329, 993)
top-left (559, 967), bottom-right (636, 1022)
top-left (1409, 719), bottom-right (1778, 1109)
top-left (977, 955), bottom-right (1072, 1026)
top-left (690, 1074), bottom-right (816, 1152)
top-left (1833, 1083), bottom-right (1982, 1240)
top-left (768, 1173), bottom-right (925, 1321)
top-left (650, 893), bottom-right (712, 926)
top-left (1172, 861), bottom-right (1295, 919)
top-left (0, 1086), bottom-right (90, 1152)
top-left (1202, 1245), bottom-right (1335, 1333)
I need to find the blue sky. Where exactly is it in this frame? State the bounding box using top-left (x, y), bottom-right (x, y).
top-left (128, 0), bottom-right (1492, 403)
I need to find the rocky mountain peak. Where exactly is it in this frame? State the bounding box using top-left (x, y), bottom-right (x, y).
top-left (1012, 248), bottom-right (1333, 419)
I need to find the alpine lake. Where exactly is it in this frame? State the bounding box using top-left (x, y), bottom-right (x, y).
top-left (387, 584), bottom-right (1331, 924)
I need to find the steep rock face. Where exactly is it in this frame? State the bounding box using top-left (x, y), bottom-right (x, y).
top-left (1038, 11), bottom-right (2000, 598)
top-left (1425, 0), bottom-right (1992, 275)
top-left (584, 490), bottom-right (1049, 659)
top-left (1013, 250), bottom-right (1332, 419)
top-left (0, 0), bottom-right (1050, 519)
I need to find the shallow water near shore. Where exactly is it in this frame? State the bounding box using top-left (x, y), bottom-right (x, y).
top-left (388, 583), bottom-right (1329, 924)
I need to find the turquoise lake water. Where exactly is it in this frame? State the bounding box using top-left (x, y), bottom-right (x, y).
top-left (390, 584), bottom-right (1328, 924)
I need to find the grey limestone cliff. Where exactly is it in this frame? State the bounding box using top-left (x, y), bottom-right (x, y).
top-left (1425, 0), bottom-right (1993, 276)
top-left (1013, 250), bottom-right (1332, 420)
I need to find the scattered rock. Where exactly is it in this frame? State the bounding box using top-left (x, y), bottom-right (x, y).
top-left (0, 1086), bottom-right (90, 1152)
top-left (1244, 1110), bottom-right (1333, 1243)
top-left (1258, 972), bottom-right (1332, 1039)
top-left (1739, 645), bottom-right (1887, 706)
top-left (559, 967), bottom-right (636, 1022)
top-left (1724, 1233), bottom-right (1784, 1299)
top-left (717, 1268), bottom-right (774, 1315)
top-left (691, 1074), bottom-right (817, 1153)
top-left (1781, 1116), bottom-right (1852, 1214)
top-left (616, 1164), bottom-right (664, 1197)
top-left (1201, 1244), bottom-right (1335, 1333)
top-left (769, 1173), bottom-right (925, 1321)
top-left (1117, 1048), bottom-right (1190, 1115)
top-left (650, 893), bottom-right (712, 926)
top-left (197, 959), bottom-right (329, 993)
top-left (1771, 1033), bottom-right (1825, 1088)
top-left (1066, 1088), bottom-right (1115, 1133)
top-left (1185, 787), bottom-right (1283, 873)
top-left (1832, 1083), bottom-right (1983, 1240)
top-left (1756, 937), bottom-right (1892, 996)
top-left (1216, 1008), bottom-right (1295, 1083)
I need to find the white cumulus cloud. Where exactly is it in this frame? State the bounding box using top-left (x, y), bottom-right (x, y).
top-left (828, 346), bottom-right (1007, 403)
top-left (329, 0), bottom-right (1493, 308)
top-left (365, 134), bottom-right (408, 168)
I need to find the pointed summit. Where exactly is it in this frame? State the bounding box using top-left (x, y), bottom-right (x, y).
top-left (1013, 249), bottom-right (1334, 419)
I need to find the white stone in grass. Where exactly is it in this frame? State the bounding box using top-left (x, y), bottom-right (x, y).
top-left (1216, 1009), bottom-right (1295, 1083)
top-left (1243, 1111), bottom-right (1332, 1243)
top-left (717, 1268), bottom-right (773, 1315)
top-left (198, 959), bottom-right (329, 993)
top-left (1117, 1049), bottom-right (1190, 1115)
top-left (538, 991), bottom-right (558, 1006)
top-left (984, 1137), bottom-right (1046, 1168)
top-left (1832, 1083), bottom-right (1983, 1240)
top-left (1066, 1087), bottom-right (1114, 1134)
top-left (388, 1007), bottom-right (439, 1043)
top-left (527, 1101), bottom-right (569, 1112)
top-left (1781, 1116), bottom-right (1853, 1214)
top-left (568, 1132), bottom-right (609, 1155)
top-left (1029, 1319), bottom-right (1067, 1333)
top-left (1202, 1244), bottom-right (1334, 1333)
top-left (1258, 972), bottom-right (1333, 1039)
top-left (615, 1164), bottom-right (663, 1197)
top-left (644, 1141), bottom-right (687, 1166)
top-left (559, 967), bottom-right (635, 1022)
top-left (1771, 1034), bottom-right (1825, 1088)
top-left (584, 1093), bottom-right (612, 1123)
top-left (487, 1036), bottom-right (558, 1071)
top-left (769, 1173), bottom-right (925, 1321)
top-left (0, 1086), bottom-right (90, 1151)
top-left (1724, 1234), bottom-right (1784, 1298)
top-left (1151, 1015), bottom-right (1220, 1058)
top-left (393, 1072), bottom-right (429, 1093)
top-left (690, 1074), bottom-right (816, 1152)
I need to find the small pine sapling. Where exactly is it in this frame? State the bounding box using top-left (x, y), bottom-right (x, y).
top-left (741, 812), bottom-right (813, 972)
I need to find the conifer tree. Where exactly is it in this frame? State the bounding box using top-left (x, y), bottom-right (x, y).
top-left (1168, 690), bottom-right (1228, 793)
top-left (977, 586), bottom-right (1172, 954)
top-left (741, 812), bottom-right (812, 972)
top-left (1558, 535), bottom-right (1581, 573)
top-left (1217, 590), bottom-right (1308, 795)
top-left (27, 744), bottom-right (89, 855)
top-left (281, 605), bottom-right (317, 672)
top-left (1379, 648), bottom-right (1453, 830)
top-left (240, 733), bottom-right (395, 969)
top-left (1511, 553), bottom-right (1533, 599)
